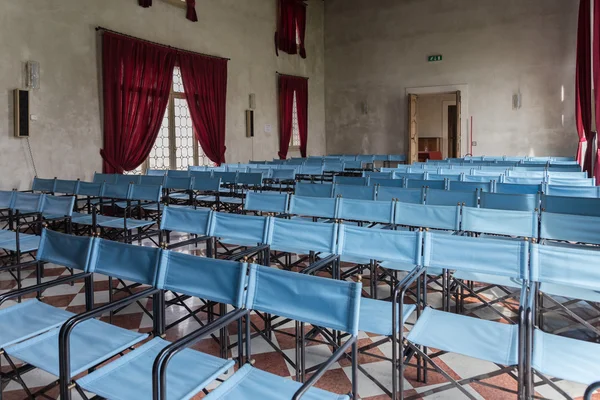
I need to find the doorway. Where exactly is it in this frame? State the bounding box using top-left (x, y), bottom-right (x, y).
top-left (447, 105), bottom-right (457, 158)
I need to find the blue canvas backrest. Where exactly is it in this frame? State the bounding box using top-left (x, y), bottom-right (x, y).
top-left (508, 170), bottom-right (547, 179)
top-left (0, 191), bottom-right (16, 209)
top-left (333, 184), bottom-right (376, 200)
top-left (463, 175), bottom-right (499, 183)
top-left (428, 173), bottom-right (461, 181)
top-left (544, 185), bottom-right (600, 198)
top-left (160, 206), bottom-right (212, 236)
top-left (115, 175), bottom-right (141, 185)
top-left (300, 165), bottom-right (324, 175)
top-left (164, 176), bottom-right (192, 191)
top-left (473, 169), bottom-right (507, 176)
top-left (192, 177), bottom-right (221, 192)
top-left (209, 212), bottom-right (269, 246)
top-left (395, 203), bottom-right (460, 231)
top-left (480, 192), bottom-right (539, 212)
top-left (541, 195), bottom-right (600, 217)
top-left (266, 218), bottom-right (338, 254)
top-left (188, 166), bottom-right (207, 172)
top-left (166, 170), bottom-right (190, 178)
top-left (547, 177), bottom-right (595, 187)
top-left (13, 192), bottom-right (44, 213)
top-left (237, 173), bottom-right (263, 186)
top-left (530, 244), bottom-right (600, 292)
top-left (157, 251), bottom-right (247, 308)
top-left (93, 173), bottom-right (117, 184)
top-left (77, 182), bottom-right (105, 197)
top-left (294, 183), bottom-right (333, 198)
top-left (376, 186), bottom-right (424, 203)
top-left (42, 195), bottom-right (75, 217)
top-left (356, 155), bottom-right (375, 163)
top-left (423, 232), bottom-right (528, 280)
top-left (102, 183), bottom-right (131, 200)
top-left (249, 168), bottom-right (268, 178)
top-left (130, 184), bottom-right (162, 202)
top-left (388, 154), bottom-right (406, 162)
top-left (462, 207), bottom-right (538, 238)
top-left (343, 161), bottom-right (362, 170)
top-left (425, 188), bottom-right (478, 207)
top-left (213, 171), bottom-right (238, 184)
top-left (271, 169), bottom-right (296, 180)
top-left (190, 171), bottom-right (213, 181)
top-left (334, 176), bottom-right (367, 186)
top-left (32, 177), bottom-right (57, 193)
top-left (369, 178), bottom-right (404, 188)
top-left (394, 172), bottom-right (425, 180)
top-left (337, 225), bottom-right (422, 266)
top-left (546, 171), bottom-right (588, 179)
top-left (540, 212), bottom-right (600, 245)
top-left (54, 179), bottom-right (80, 195)
top-left (147, 169), bottom-right (167, 176)
top-left (323, 163), bottom-right (345, 172)
top-left (380, 167), bottom-right (409, 173)
top-left (244, 192), bottom-right (289, 214)
top-left (288, 195), bottom-right (337, 218)
top-left (37, 229), bottom-right (95, 272)
top-left (337, 198), bottom-right (394, 224)
top-left (88, 238), bottom-right (162, 286)
top-left (407, 179), bottom-right (445, 190)
top-left (503, 176), bottom-right (544, 185)
top-left (449, 181), bottom-right (492, 193)
top-left (247, 264), bottom-right (361, 334)
top-left (494, 183), bottom-right (542, 195)
top-left (139, 175), bottom-right (165, 186)
top-left (363, 171), bottom-right (392, 179)
top-left (226, 166), bottom-right (248, 173)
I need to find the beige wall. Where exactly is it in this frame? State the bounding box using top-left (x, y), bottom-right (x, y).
top-left (324, 0), bottom-right (578, 158)
top-left (0, 0), bottom-right (325, 189)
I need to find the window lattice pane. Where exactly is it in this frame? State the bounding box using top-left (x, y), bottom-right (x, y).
top-left (291, 92), bottom-right (301, 147)
top-left (172, 66), bottom-right (184, 93)
top-left (148, 113), bottom-right (170, 169)
top-left (174, 97), bottom-right (196, 170)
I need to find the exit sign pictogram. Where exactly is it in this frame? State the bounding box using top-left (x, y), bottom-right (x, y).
top-left (428, 55), bottom-right (443, 62)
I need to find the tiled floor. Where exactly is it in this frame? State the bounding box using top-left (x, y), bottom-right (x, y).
top-left (0, 242), bottom-right (594, 400)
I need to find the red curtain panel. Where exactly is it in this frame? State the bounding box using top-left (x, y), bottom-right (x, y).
top-left (179, 52), bottom-right (228, 165)
top-left (100, 32), bottom-right (176, 173)
top-left (185, 0), bottom-right (198, 22)
top-left (278, 75), bottom-right (308, 159)
top-left (594, 0), bottom-right (600, 184)
top-left (576, 0), bottom-right (592, 172)
top-left (296, 1), bottom-right (307, 59)
top-left (275, 0), bottom-right (306, 57)
top-left (295, 78), bottom-right (309, 157)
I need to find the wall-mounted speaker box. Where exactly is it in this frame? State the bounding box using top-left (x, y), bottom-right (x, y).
top-left (245, 110), bottom-right (254, 138)
top-left (14, 89), bottom-right (30, 138)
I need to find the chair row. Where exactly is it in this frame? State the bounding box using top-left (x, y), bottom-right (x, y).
top-left (376, 167), bottom-right (587, 179)
top-left (0, 228), bottom-right (361, 400)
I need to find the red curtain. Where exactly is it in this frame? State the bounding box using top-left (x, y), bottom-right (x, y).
top-left (594, 0), bottom-right (600, 184)
top-left (275, 0), bottom-right (306, 58)
top-left (576, 0), bottom-right (593, 173)
top-left (179, 53), bottom-right (228, 165)
top-left (185, 0), bottom-right (198, 22)
top-left (295, 78), bottom-right (309, 157)
top-left (100, 32), bottom-right (176, 173)
top-left (278, 75), bottom-right (308, 159)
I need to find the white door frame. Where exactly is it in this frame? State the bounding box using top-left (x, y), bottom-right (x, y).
top-left (406, 84), bottom-right (469, 157)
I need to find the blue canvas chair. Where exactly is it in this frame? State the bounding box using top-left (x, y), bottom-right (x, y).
top-left (205, 264), bottom-right (362, 400)
top-left (265, 169), bottom-right (296, 192)
top-left (463, 174), bottom-right (500, 183)
top-left (297, 165), bottom-right (325, 182)
top-left (147, 169), bottom-right (167, 176)
top-left (209, 212), bottom-right (270, 263)
top-left (480, 191), bottom-right (540, 211)
top-left (402, 233), bottom-right (528, 399)
top-left (294, 182), bottom-right (333, 198)
top-left (425, 188), bottom-right (478, 207)
top-left (494, 182), bottom-right (542, 195)
top-left (448, 180), bottom-right (492, 192)
top-left (546, 177), bottom-right (594, 187)
top-left (525, 244), bottom-right (600, 399)
top-left (160, 206), bottom-right (213, 254)
top-left (363, 171), bottom-right (392, 179)
top-left (395, 202), bottom-right (460, 232)
top-left (244, 192), bottom-right (289, 216)
top-left (192, 177), bottom-right (222, 210)
top-left (30, 177), bottom-right (57, 194)
top-left (76, 253), bottom-right (249, 400)
top-left (288, 195), bottom-right (337, 222)
top-left (164, 176), bottom-right (194, 206)
top-left (428, 173), bottom-right (461, 182)
top-left (333, 184), bottom-right (376, 200)
top-left (54, 179), bottom-right (80, 195)
top-left (92, 173), bottom-right (118, 184)
top-left (544, 184), bottom-right (600, 198)
top-left (336, 198), bottom-right (394, 227)
top-left (368, 177), bottom-right (404, 188)
top-left (406, 179), bottom-right (446, 190)
top-left (541, 194), bottom-right (600, 217)
top-left (376, 187), bottom-right (424, 203)
top-left (394, 172), bottom-right (425, 180)
top-left (166, 170), bottom-right (191, 178)
top-left (334, 176), bottom-right (368, 186)
top-left (336, 225), bottom-right (423, 398)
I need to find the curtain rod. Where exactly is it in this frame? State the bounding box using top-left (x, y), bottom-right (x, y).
top-left (95, 26), bottom-right (231, 61)
top-left (276, 71), bottom-right (309, 80)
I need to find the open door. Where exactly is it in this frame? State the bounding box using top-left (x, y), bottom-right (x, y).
top-left (454, 90), bottom-right (462, 158)
top-left (408, 94), bottom-right (418, 164)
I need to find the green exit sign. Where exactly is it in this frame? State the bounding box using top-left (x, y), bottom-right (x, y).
top-left (428, 55), bottom-right (443, 62)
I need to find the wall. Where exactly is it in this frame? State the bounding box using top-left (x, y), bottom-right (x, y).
top-left (0, 0), bottom-right (325, 189)
top-left (324, 0), bottom-right (578, 158)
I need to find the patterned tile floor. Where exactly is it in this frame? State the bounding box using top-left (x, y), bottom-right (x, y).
top-left (0, 242), bottom-right (595, 400)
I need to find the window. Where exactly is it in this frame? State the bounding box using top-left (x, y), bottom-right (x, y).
top-left (290, 91), bottom-right (301, 149)
top-left (130, 67), bottom-right (210, 174)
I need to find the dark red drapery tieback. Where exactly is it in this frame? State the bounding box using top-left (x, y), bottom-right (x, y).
top-left (185, 0), bottom-right (198, 22)
top-left (138, 0), bottom-right (152, 7)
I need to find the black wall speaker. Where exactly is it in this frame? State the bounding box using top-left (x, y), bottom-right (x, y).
top-left (14, 89), bottom-right (30, 138)
top-left (245, 110), bottom-right (254, 138)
